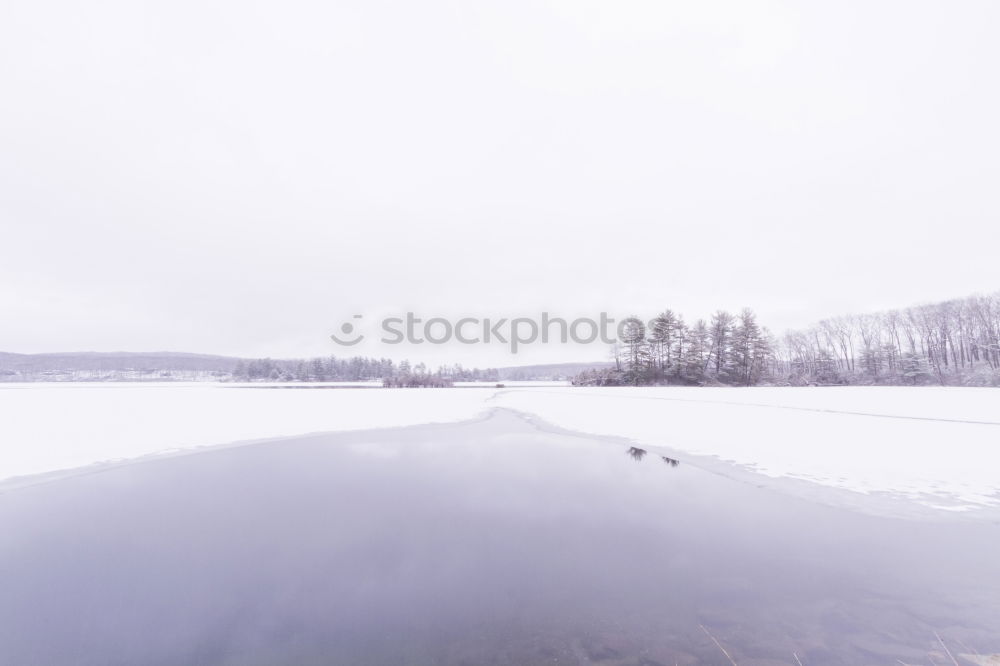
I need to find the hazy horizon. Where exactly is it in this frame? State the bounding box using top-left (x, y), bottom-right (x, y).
top-left (2, 287), bottom-right (996, 368)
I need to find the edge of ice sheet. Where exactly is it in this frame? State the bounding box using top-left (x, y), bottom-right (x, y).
top-left (490, 387), bottom-right (1000, 514)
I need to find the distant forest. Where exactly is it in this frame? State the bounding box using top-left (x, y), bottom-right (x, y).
top-left (0, 352), bottom-right (597, 383)
top-left (574, 290), bottom-right (1000, 387)
top-left (0, 352), bottom-right (499, 384)
top-left (231, 357), bottom-right (499, 384)
top-left (778, 291), bottom-right (1000, 387)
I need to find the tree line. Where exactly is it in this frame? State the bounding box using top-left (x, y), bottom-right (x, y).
top-left (777, 291), bottom-right (1000, 386)
top-left (574, 291), bottom-right (1000, 387)
top-left (231, 356), bottom-right (499, 383)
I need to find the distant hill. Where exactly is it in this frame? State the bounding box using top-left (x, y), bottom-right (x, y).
top-left (0, 351), bottom-right (242, 374)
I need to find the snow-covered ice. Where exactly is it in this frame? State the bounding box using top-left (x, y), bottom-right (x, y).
top-left (0, 383), bottom-right (488, 483)
top-left (1, 383), bottom-right (998, 513)
top-left (491, 386), bottom-right (1000, 511)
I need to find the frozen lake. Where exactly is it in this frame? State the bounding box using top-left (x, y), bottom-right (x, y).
top-left (2, 383), bottom-right (999, 516)
top-left (1, 410), bottom-right (998, 665)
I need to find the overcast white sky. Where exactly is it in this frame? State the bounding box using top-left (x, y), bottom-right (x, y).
top-left (1, 0), bottom-right (998, 366)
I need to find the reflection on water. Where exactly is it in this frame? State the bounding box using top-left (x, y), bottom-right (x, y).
top-left (0, 409), bottom-right (999, 666)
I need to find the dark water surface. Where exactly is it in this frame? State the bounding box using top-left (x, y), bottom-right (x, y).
top-left (1, 410), bottom-right (998, 665)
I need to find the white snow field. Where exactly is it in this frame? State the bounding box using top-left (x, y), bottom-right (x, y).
top-left (0, 383), bottom-right (489, 483)
top-left (1, 383), bottom-right (998, 513)
top-left (491, 386), bottom-right (1000, 512)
